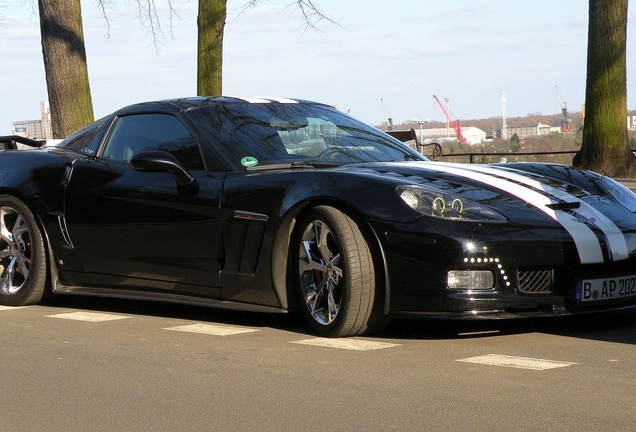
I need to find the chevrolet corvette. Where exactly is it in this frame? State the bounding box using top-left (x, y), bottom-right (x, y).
top-left (1, 96), bottom-right (636, 337)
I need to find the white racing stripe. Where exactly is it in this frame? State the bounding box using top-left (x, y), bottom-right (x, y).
top-left (232, 97), bottom-right (299, 104)
top-left (440, 163), bottom-right (629, 261)
top-left (261, 97), bottom-right (299, 104)
top-left (423, 163), bottom-right (605, 264)
top-left (233, 97), bottom-right (272, 104)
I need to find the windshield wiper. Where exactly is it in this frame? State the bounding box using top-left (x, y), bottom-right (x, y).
top-left (291, 160), bottom-right (343, 168)
top-left (246, 160), bottom-right (343, 171)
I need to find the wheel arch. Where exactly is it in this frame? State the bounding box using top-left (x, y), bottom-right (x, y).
top-left (271, 198), bottom-right (390, 314)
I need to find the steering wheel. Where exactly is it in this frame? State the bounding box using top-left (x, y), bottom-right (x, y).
top-left (317, 146), bottom-right (347, 159)
top-left (317, 146), bottom-right (365, 162)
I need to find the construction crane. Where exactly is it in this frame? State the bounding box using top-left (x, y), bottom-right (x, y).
top-left (555, 86), bottom-right (571, 132)
top-left (432, 94), bottom-right (465, 143)
top-left (381, 98), bottom-right (394, 131)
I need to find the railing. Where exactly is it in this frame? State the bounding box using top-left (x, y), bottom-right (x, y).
top-left (437, 150), bottom-right (578, 164)
top-left (385, 128), bottom-right (580, 164)
top-left (420, 147), bottom-right (636, 190)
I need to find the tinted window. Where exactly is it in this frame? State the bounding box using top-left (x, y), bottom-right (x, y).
top-left (101, 114), bottom-right (204, 170)
top-left (187, 102), bottom-right (424, 169)
top-left (58, 120), bottom-right (102, 155)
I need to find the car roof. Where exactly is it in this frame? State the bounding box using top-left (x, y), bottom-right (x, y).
top-left (114, 97), bottom-right (331, 116)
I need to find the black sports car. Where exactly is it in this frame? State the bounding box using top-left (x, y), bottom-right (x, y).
top-left (2, 97), bottom-right (636, 337)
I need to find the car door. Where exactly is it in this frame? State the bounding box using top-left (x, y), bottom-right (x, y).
top-left (63, 113), bottom-right (225, 297)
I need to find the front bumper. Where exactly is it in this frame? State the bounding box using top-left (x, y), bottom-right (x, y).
top-left (379, 222), bottom-right (636, 318)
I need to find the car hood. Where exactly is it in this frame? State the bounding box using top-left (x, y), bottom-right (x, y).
top-left (341, 161), bottom-right (636, 264)
top-left (346, 161), bottom-right (632, 206)
top-left (349, 161), bottom-right (600, 195)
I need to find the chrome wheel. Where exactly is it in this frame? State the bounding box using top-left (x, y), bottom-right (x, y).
top-left (0, 206), bottom-right (33, 295)
top-left (299, 219), bottom-right (344, 325)
top-left (294, 206), bottom-right (386, 337)
top-left (0, 196), bottom-right (47, 306)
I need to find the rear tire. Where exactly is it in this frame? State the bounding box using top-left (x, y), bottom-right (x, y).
top-left (293, 205), bottom-right (386, 337)
top-left (0, 195), bottom-right (47, 306)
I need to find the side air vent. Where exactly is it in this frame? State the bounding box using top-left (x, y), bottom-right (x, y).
top-left (224, 211), bottom-right (268, 274)
top-left (57, 214), bottom-right (74, 248)
top-left (517, 270), bottom-right (553, 294)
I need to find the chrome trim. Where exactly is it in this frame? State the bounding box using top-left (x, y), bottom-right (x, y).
top-left (57, 214), bottom-right (74, 248)
top-left (233, 210), bottom-right (268, 222)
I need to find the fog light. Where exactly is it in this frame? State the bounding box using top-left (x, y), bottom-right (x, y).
top-left (447, 270), bottom-right (494, 290)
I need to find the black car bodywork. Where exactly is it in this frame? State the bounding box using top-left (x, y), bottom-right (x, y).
top-left (2, 97), bottom-right (636, 337)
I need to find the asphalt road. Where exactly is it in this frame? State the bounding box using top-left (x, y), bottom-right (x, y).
top-left (1, 296), bottom-right (635, 432)
top-left (0, 176), bottom-right (634, 431)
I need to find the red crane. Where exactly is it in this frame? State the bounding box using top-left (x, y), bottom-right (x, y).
top-left (432, 94), bottom-right (466, 143)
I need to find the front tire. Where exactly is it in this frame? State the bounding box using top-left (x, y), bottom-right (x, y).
top-left (294, 206), bottom-right (384, 337)
top-left (0, 196), bottom-right (47, 306)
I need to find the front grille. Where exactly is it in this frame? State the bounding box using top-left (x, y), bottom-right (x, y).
top-left (517, 270), bottom-right (554, 294)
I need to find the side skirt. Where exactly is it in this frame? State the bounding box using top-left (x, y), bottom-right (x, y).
top-left (52, 285), bottom-right (289, 314)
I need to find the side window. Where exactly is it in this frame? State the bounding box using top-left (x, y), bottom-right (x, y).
top-left (59, 120), bottom-right (102, 155)
top-left (101, 114), bottom-right (205, 170)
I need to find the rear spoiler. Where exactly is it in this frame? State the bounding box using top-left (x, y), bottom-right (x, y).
top-left (0, 135), bottom-right (47, 150)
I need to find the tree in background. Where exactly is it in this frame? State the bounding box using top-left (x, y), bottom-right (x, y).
top-left (38, 0), bottom-right (94, 138)
top-left (196, 0), bottom-right (334, 95)
top-left (197, 0), bottom-right (226, 96)
top-left (10, 0), bottom-right (331, 136)
top-left (574, 0), bottom-right (634, 176)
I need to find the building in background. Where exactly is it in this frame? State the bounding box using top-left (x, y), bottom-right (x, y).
top-left (417, 126), bottom-right (487, 146)
top-left (497, 123), bottom-right (560, 140)
top-left (11, 101), bottom-right (53, 140)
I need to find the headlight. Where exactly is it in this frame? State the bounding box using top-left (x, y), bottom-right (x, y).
top-left (447, 270), bottom-right (494, 290)
top-left (397, 185), bottom-right (506, 222)
top-left (601, 176), bottom-right (636, 212)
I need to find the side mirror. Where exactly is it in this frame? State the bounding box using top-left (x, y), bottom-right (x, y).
top-left (130, 151), bottom-right (196, 186)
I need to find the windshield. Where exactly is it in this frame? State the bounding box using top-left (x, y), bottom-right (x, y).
top-left (187, 102), bottom-right (426, 169)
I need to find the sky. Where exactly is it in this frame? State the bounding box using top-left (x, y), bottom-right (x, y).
top-left (1, 1), bottom-right (635, 135)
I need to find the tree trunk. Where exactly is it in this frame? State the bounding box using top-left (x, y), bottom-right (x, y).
top-left (574, 0), bottom-right (632, 176)
top-left (197, 0), bottom-right (227, 96)
top-left (38, 0), bottom-right (94, 138)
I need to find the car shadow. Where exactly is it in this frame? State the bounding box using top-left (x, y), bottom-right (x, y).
top-left (44, 295), bottom-right (636, 344)
top-left (44, 294), bottom-right (312, 334)
top-left (379, 309), bottom-right (636, 345)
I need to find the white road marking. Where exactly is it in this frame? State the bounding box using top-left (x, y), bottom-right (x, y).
top-left (0, 306), bottom-right (26, 311)
top-left (291, 338), bottom-right (401, 351)
top-left (47, 312), bottom-right (130, 322)
top-left (164, 323), bottom-right (259, 336)
top-left (457, 354), bottom-right (577, 370)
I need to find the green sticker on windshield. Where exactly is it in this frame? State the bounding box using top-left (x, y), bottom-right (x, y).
top-left (241, 157), bottom-right (259, 167)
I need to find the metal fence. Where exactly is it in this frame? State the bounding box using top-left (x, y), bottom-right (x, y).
top-left (437, 150), bottom-right (578, 164)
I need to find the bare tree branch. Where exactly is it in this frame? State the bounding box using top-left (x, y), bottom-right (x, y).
top-left (94, 0), bottom-right (182, 54)
top-left (238, 0), bottom-right (342, 34)
top-left (94, 0), bottom-right (116, 38)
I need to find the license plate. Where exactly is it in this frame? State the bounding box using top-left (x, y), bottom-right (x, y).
top-left (575, 275), bottom-right (636, 302)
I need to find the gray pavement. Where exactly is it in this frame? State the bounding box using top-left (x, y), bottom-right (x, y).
top-left (1, 297), bottom-right (636, 431)
top-left (1, 173), bottom-right (636, 431)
